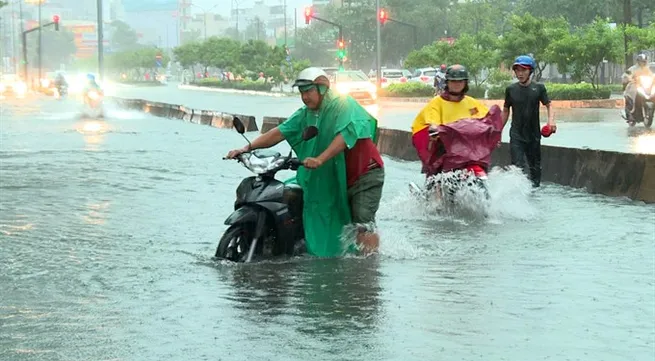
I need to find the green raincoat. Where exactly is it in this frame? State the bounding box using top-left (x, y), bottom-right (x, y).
top-left (278, 90), bottom-right (379, 258)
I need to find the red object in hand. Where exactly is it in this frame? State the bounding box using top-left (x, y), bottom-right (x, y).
top-left (541, 124), bottom-right (556, 137)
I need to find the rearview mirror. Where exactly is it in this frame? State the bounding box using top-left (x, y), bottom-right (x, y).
top-left (232, 117), bottom-right (245, 134)
top-left (302, 126), bottom-right (318, 141)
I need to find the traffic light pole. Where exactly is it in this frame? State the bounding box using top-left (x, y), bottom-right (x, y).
top-left (307, 15), bottom-right (344, 68)
top-left (375, 0), bottom-right (381, 90)
top-left (22, 21), bottom-right (58, 87)
top-left (387, 18), bottom-right (418, 47)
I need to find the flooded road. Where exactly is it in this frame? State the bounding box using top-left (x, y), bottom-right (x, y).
top-left (1, 96), bottom-right (654, 361)
top-left (115, 83), bottom-right (655, 154)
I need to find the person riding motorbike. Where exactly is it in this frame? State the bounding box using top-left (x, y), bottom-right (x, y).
top-left (82, 73), bottom-right (103, 105)
top-left (412, 64), bottom-right (490, 176)
top-left (225, 67), bottom-right (384, 257)
top-left (622, 53), bottom-right (653, 122)
top-left (54, 72), bottom-right (68, 90)
top-left (433, 64), bottom-right (447, 95)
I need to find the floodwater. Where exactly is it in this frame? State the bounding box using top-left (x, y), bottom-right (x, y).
top-left (0, 96), bottom-right (653, 361)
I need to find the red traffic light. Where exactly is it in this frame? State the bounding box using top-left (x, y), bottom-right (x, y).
top-left (338, 39), bottom-right (344, 48)
top-left (379, 9), bottom-right (388, 25)
top-left (52, 14), bottom-right (60, 31)
top-left (304, 7), bottom-right (313, 25)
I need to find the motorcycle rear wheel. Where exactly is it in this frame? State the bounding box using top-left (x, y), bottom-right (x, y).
top-left (215, 224), bottom-right (254, 262)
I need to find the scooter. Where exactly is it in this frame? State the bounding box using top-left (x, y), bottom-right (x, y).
top-left (623, 74), bottom-right (655, 128)
top-left (215, 117), bottom-right (318, 263)
top-left (82, 89), bottom-right (105, 118)
top-left (409, 127), bottom-right (491, 204)
top-left (409, 105), bottom-right (503, 206)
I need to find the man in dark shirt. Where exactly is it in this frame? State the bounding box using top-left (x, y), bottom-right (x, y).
top-left (501, 55), bottom-right (556, 187)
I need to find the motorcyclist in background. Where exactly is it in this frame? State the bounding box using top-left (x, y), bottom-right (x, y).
top-left (54, 72), bottom-right (68, 89)
top-left (622, 53), bottom-right (653, 123)
top-left (433, 64), bottom-right (447, 95)
top-left (412, 64), bottom-right (489, 175)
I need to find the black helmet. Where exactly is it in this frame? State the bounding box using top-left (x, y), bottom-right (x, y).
top-left (637, 53), bottom-right (647, 64)
top-left (445, 64), bottom-right (469, 81)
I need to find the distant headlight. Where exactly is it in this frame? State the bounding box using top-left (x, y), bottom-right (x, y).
top-left (14, 82), bottom-right (27, 94)
top-left (336, 84), bottom-right (350, 95)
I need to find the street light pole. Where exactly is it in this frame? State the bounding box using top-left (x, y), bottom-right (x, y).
top-left (375, 0), bottom-right (382, 90)
top-left (283, 0), bottom-right (287, 46)
top-left (97, 0), bottom-right (104, 82)
top-left (37, 0), bottom-right (42, 84)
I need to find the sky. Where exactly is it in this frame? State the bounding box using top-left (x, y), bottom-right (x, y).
top-left (189, 0), bottom-right (309, 18)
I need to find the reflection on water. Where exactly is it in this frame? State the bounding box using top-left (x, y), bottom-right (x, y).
top-left (76, 120), bottom-right (108, 151)
top-left (627, 127), bottom-right (655, 154)
top-left (82, 201), bottom-right (111, 225)
top-left (215, 258), bottom-right (383, 356)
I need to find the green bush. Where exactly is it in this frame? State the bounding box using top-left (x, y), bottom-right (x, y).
top-left (544, 83), bottom-right (611, 100)
top-left (487, 82), bottom-right (612, 100)
top-left (117, 80), bottom-right (165, 86)
top-left (192, 78), bottom-right (273, 92)
top-left (378, 80), bottom-right (613, 100)
top-left (379, 82), bottom-right (434, 97)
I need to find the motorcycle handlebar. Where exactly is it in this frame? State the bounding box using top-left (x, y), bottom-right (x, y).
top-left (288, 158), bottom-right (301, 170)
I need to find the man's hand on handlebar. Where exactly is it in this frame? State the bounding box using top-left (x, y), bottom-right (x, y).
top-left (225, 146), bottom-right (249, 160)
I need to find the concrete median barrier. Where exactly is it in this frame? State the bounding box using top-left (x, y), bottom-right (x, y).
top-left (111, 97), bottom-right (653, 203)
top-left (107, 96), bottom-right (258, 132)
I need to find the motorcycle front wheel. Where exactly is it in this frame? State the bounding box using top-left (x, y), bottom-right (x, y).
top-left (643, 103), bottom-right (654, 128)
top-left (215, 224), bottom-right (254, 262)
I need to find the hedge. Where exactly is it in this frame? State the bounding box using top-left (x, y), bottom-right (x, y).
top-left (191, 78), bottom-right (273, 92)
top-left (116, 80), bottom-right (165, 86)
top-left (380, 82), bottom-right (613, 100)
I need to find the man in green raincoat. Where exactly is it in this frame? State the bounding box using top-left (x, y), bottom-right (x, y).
top-left (225, 67), bottom-right (385, 257)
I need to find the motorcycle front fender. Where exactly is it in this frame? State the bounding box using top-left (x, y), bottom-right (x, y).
top-left (224, 206), bottom-right (259, 226)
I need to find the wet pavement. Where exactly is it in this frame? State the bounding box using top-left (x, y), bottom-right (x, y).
top-left (0, 95), bottom-right (654, 361)
top-left (113, 83), bottom-right (655, 155)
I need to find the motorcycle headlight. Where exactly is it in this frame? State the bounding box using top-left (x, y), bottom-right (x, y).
top-left (14, 82), bottom-right (27, 94)
top-left (639, 76), bottom-right (653, 91)
top-left (88, 91), bottom-right (99, 100)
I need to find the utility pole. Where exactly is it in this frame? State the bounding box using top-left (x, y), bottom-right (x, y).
top-left (18, 0), bottom-right (24, 78)
top-left (375, 0), bottom-right (382, 90)
top-left (97, 0), bottom-right (104, 82)
top-left (38, 0), bottom-right (42, 85)
top-left (283, 0), bottom-right (287, 46)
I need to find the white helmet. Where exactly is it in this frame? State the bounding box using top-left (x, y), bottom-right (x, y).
top-left (293, 67), bottom-right (330, 88)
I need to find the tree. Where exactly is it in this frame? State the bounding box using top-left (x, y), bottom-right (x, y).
top-left (293, 27), bottom-right (332, 66)
top-left (109, 20), bottom-right (139, 51)
top-left (548, 19), bottom-right (622, 86)
top-left (0, 1), bottom-right (7, 9)
top-left (499, 13), bottom-right (569, 80)
top-left (404, 33), bottom-right (499, 86)
top-left (27, 29), bottom-right (77, 69)
top-left (180, 29), bottom-right (201, 44)
top-left (625, 23), bottom-right (655, 53)
top-left (244, 18), bottom-right (267, 42)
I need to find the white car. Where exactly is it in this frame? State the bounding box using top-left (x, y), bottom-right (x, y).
top-left (333, 70), bottom-right (377, 105)
top-left (379, 68), bottom-right (409, 88)
top-left (410, 67), bottom-right (438, 86)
